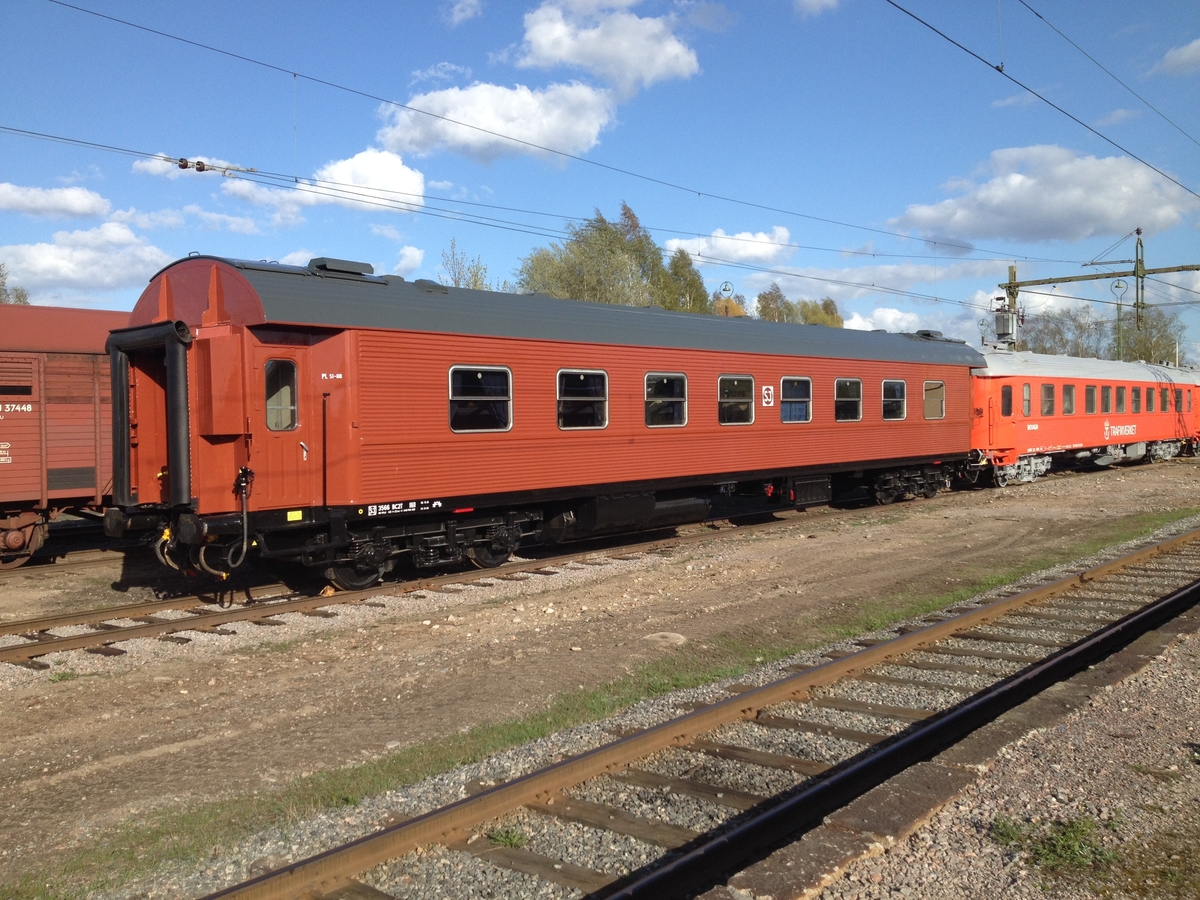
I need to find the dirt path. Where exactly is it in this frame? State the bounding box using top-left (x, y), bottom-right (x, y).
top-left (3, 462), bottom-right (1199, 884)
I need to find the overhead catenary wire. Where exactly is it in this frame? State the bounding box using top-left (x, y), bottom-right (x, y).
top-left (881, 0), bottom-right (1200, 203)
top-left (38, 0), bottom-right (1086, 263)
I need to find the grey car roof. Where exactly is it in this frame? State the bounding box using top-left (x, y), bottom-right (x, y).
top-left (182, 256), bottom-right (986, 367)
top-left (974, 349), bottom-right (1200, 385)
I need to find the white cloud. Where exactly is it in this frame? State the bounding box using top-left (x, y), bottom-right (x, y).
top-left (183, 205), bottom-right (259, 234)
top-left (686, 2), bottom-right (735, 32)
top-left (891, 145), bottom-right (1199, 242)
top-left (109, 205), bottom-right (257, 233)
top-left (1154, 37), bottom-right (1200, 76)
top-left (370, 224), bottom-right (404, 241)
top-left (844, 307), bottom-right (921, 332)
top-left (394, 246), bottom-right (425, 276)
top-left (0, 223), bottom-right (170, 290)
top-left (0, 182), bottom-right (111, 218)
top-left (223, 148), bottom-right (424, 225)
top-left (378, 82), bottom-right (614, 161)
top-left (1097, 108), bottom-right (1139, 126)
top-left (750, 259), bottom-right (1004, 306)
top-left (793, 0), bottom-right (838, 17)
top-left (517, 2), bottom-right (699, 96)
top-left (428, 180), bottom-right (455, 191)
top-left (992, 91), bottom-right (1036, 108)
top-left (280, 250), bottom-right (314, 266)
top-left (445, 0), bottom-right (482, 25)
top-left (131, 154), bottom-right (237, 180)
top-left (665, 226), bottom-right (792, 265)
top-left (411, 62), bottom-right (472, 85)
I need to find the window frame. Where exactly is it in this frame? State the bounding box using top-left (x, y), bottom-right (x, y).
top-left (1040, 383), bottom-right (1055, 416)
top-left (1085, 385), bottom-right (1097, 414)
top-left (882, 379), bottom-right (907, 421)
top-left (1175, 388), bottom-right (1184, 413)
top-left (264, 358), bottom-right (299, 432)
top-left (1062, 384), bottom-right (1076, 415)
top-left (1001, 384), bottom-right (1013, 417)
top-left (555, 368), bottom-right (608, 431)
top-left (644, 372), bottom-right (688, 428)
top-left (1101, 385), bottom-right (1112, 414)
top-left (1116, 386), bottom-right (1126, 414)
top-left (1161, 387), bottom-right (1170, 411)
top-left (1147, 386), bottom-right (1156, 413)
top-left (448, 364), bottom-right (514, 434)
top-left (1131, 386), bottom-right (1141, 413)
top-left (834, 378), bottom-right (863, 423)
top-left (780, 376), bottom-right (812, 424)
top-left (1022, 382), bottom-right (1031, 417)
top-left (717, 374), bottom-right (755, 426)
top-left (923, 380), bottom-right (946, 420)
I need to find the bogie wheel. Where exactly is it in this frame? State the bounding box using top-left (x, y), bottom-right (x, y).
top-left (993, 470), bottom-right (1009, 488)
top-left (0, 552), bottom-right (31, 570)
top-left (0, 523), bottom-right (45, 569)
top-left (470, 544), bottom-right (513, 568)
top-left (325, 565), bottom-right (384, 591)
top-left (921, 484), bottom-right (940, 499)
top-left (874, 488), bottom-right (899, 506)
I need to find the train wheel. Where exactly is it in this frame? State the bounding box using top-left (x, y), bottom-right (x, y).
top-left (993, 470), bottom-right (1009, 488)
top-left (874, 488), bottom-right (899, 505)
top-left (921, 484), bottom-right (940, 499)
top-left (470, 544), bottom-right (513, 568)
top-left (0, 523), bottom-right (45, 568)
top-left (0, 552), bottom-right (31, 569)
top-left (325, 565), bottom-right (383, 591)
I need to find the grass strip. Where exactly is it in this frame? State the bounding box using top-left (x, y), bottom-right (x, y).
top-left (5, 506), bottom-right (1196, 900)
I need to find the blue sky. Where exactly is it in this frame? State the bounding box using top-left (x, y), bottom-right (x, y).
top-left (1, 0), bottom-right (1198, 350)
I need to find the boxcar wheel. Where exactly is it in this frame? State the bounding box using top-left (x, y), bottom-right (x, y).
top-left (874, 488), bottom-right (899, 505)
top-left (470, 544), bottom-right (513, 568)
top-left (921, 484), bottom-right (940, 499)
top-left (326, 565), bottom-right (383, 591)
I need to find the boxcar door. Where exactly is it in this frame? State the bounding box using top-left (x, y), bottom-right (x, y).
top-left (251, 347), bottom-right (318, 511)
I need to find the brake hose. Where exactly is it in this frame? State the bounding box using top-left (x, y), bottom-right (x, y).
top-left (226, 467), bottom-right (254, 569)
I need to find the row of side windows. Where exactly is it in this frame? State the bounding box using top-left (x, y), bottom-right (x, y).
top-left (1000, 383), bottom-right (1191, 418)
top-left (446, 367), bottom-right (948, 433)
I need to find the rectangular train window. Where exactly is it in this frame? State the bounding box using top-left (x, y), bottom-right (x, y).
top-left (1132, 387), bottom-right (1142, 413)
top-left (265, 359), bottom-right (298, 431)
top-left (1022, 383), bottom-right (1031, 417)
top-left (449, 366), bottom-right (512, 432)
top-left (1085, 385), bottom-right (1096, 414)
top-left (1175, 388), bottom-right (1183, 412)
top-left (1001, 385), bottom-right (1012, 417)
top-left (1161, 387), bottom-right (1170, 411)
top-left (1062, 384), bottom-right (1075, 415)
top-left (781, 377), bottom-right (811, 423)
top-left (1101, 386), bottom-right (1112, 414)
top-left (923, 381), bottom-right (945, 419)
top-left (882, 380), bottom-right (906, 420)
top-left (1147, 387), bottom-right (1156, 412)
top-left (1189, 390), bottom-right (1192, 412)
top-left (645, 373), bottom-right (687, 427)
top-left (718, 375), bottom-right (754, 425)
top-left (1040, 384), bottom-right (1055, 416)
top-left (1116, 386), bottom-right (1126, 413)
top-left (834, 378), bottom-right (862, 422)
top-left (557, 370), bottom-right (607, 430)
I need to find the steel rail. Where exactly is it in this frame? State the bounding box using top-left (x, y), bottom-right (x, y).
top-left (610, 569), bottom-right (1200, 898)
top-left (0, 515), bottom-right (803, 664)
top-left (197, 527), bottom-right (1200, 900)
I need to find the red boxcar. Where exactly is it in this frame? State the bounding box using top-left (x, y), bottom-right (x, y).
top-left (105, 256), bottom-right (984, 587)
top-left (969, 350), bottom-right (1200, 485)
top-left (0, 304), bottom-right (129, 565)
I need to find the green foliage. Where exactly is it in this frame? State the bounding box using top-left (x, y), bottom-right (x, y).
top-left (518, 203), bottom-right (708, 311)
top-left (1018, 303), bottom-right (1186, 364)
top-left (439, 237), bottom-right (493, 290)
top-left (1112, 305), bottom-right (1187, 364)
top-left (990, 814), bottom-right (1117, 871)
top-left (487, 827), bottom-right (528, 848)
top-left (754, 282), bottom-right (842, 326)
top-left (0, 262), bottom-right (31, 305)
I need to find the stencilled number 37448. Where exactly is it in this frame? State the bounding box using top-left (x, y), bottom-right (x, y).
top-left (2, 403), bottom-right (32, 413)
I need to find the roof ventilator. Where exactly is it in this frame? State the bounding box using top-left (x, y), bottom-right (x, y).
top-left (307, 257), bottom-right (374, 276)
top-left (413, 279), bottom-right (450, 294)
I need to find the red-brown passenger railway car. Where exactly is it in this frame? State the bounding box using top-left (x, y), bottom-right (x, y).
top-left (104, 256), bottom-right (983, 587)
top-left (0, 304), bottom-right (129, 566)
top-left (969, 351), bottom-right (1200, 485)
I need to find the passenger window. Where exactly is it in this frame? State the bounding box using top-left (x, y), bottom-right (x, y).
top-left (923, 381), bottom-right (945, 419)
top-left (834, 378), bottom-right (862, 422)
top-left (1189, 390), bottom-right (1193, 412)
top-left (449, 366), bottom-right (512, 432)
top-left (645, 373), bottom-right (687, 427)
top-left (1001, 385), bottom-right (1012, 417)
top-left (882, 380), bottom-right (906, 420)
top-left (1101, 386), bottom-right (1112, 414)
top-left (265, 359), bottom-right (298, 431)
top-left (1116, 386), bottom-right (1126, 414)
top-left (1161, 387), bottom-right (1170, 411)
top-left (1147, 387), bottom-right (1156, 413)
top-left (1022, 383), bottom-right (1031, 417)
top-left (718, 375), bottom-right (754, 425)
top-left (1062, 384), bottom-right (1075, 415)
top-left (781, 377), bottom-right (811, 423)
top-left (1085, 385), bottom-right (1096, 414)
top-left (1040, 384), bottom-right (1055, 416)
top-left (557, 370), bottom-right (607, 429)
top-left (1175, 389), bottom-right (1183, 412)
top-left (1132, 387), bottom-right (1141, 413)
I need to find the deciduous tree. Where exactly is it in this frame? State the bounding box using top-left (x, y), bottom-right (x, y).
top-left (0, 263), bottom-right (29, 305)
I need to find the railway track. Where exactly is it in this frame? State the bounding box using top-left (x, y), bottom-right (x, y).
top-left (187, 527), bottom-right (1200, 900)
top-left (0, 515), bottom-right (800, 669)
